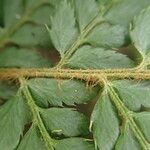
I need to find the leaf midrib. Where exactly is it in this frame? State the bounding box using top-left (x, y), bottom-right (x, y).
top-left (19, 78), bottom-right (55, 150)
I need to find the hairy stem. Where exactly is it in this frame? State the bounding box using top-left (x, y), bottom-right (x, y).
top-left (1, 68), bottom-right (150, 81)
top-left (19, 78), bottom-right (55, 150)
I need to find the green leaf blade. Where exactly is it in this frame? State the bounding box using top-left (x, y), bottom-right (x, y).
top-left (0, 47), bottom-right (51, 68)
top-left (74, 0), bottom-right (99, 32)
top-left (115, 125), bottom-right (141, 150)
top-left (0, 81), bottom-right (17, 100)
top-left (18, 126), bottom-right (47, 150)
top-left (86, 23), bottom-right (127, 48)
top-left (3, 0), bottom-right (24, 27)
top-left (130, 7), bottom-right (150, 56)
top-left (50, 0), bottom-right (77, 56)
top-left (55, 138), bottom-right (95, 150)
top-left (28, 79), bottom-right (99, 107)
top-left (68, 46), bottom-right (134, 69)
top-left (91, 93), bottom-right (119, 150)
top-left (0, 92), bottom-right (29, 149)
top-left (41, 108), bottom-right (90, 137)
top-left (106, 0), bottom-right (150, 27)
top-left (134, 112), bottom-right (150, 141)
top-left (112, 80), bottom-right (150, 111)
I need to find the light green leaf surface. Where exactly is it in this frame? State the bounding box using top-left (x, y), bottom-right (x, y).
top-left (41, 108), bottom-right (89, 137)
top-left (105, 0), bottom-right (150, 27)
top-left (0, 81), bottom-right (17, 100)
top-left (68, 46), bottom-right (134, 69)
top-left (86, 23), bottom-right (126, 48)
top-left (50, 0), bottom-right (77, 56)
top-left (10, 24), bottom-right (50, 47)
top-left (0, 92), bottom-right (29, 150)
top-left (97, 0), bottom-right (112, 6)
top-left (55, 138), bottom-right (95, 150)
top-left (0, 47), bottom-right (51, 68)
top-left (113, 80), bottom-right (150, 111)
top-left (130, 7), bottom-right (150, 56)
top-left (3, 0), bottom-right (23, 27)
top-left (74, 0), bottom-right (99, 32)
top-left (115, 125), bottom-right (141, 150)
top-left (28, 79), bottom-right (99, 107)
top-left (18, 126), bottom-right (47, 150)
top-left (134, 112), bottom-right (150, 141)
top-left (91, 93), bottom-right (119, 150)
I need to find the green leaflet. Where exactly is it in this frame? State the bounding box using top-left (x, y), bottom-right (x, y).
top-left (115, 124), bottom-right (141, 150)
top-left (0, 47), bottom-right (51, 68)
top-left (74, 0), bottom-right (99, 32)
top-left (130, 7), bottom-right (150, 58)
top-left (68, 46), bottom-right (134, 69)
top-left (134, 112), bottom-right (150, 141)
top-left (97, 0), bottom-right (111, 6)
top-left (91, 92), bottom-right (119, 150)
top-left (10, 23), bottom-right (50, 47)
top-left (112, 80), bottom-right (150, 111)
top-left (28, 78), bottom-right (99, 107)
top-left (0, 0), bottom-right (53, 48)
top-left (40, 108), bottom-right (89, 137)
top-left (105, 0), bottom-right (150, 27)
top-left (18, 126), bottom-right (47, 150)
top-left (86, 23), bottom-right (127, 48)
top-left (0, 81), bottom-right (17, 100)
top-left (50, 0), bottom-right (74, 8)
top-left (19, 134), bottom-right (95, 150)
top-left (3, 0), bottom-right (23, 27)
top-left (55, 138), bottom-right (95, 150)
top-left (30, 4), bottom-right (52, 25)
top-left (50, 0), bottom-right (77, 57)
top-left (0, 91), bottom-right (29, 150)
